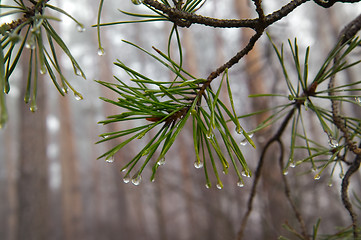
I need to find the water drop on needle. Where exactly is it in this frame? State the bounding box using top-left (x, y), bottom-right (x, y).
top-left (314, 174), bottom-right (321, 180)
top-left (30, 104), bottom-right (38, 112)
top-left (123, 176), bottom-right (130, 183)
top-left (216, 183), bottom-right (223, 190)
top-left (74, 92), bottom-right (83, 101)
top-left (25, 39), bottom-right (35, 49)
top-left (157, 157), bottom-right (166, 166)
top-left (105, 156), bottom-right (114, 163)
top-left (355, 97), bottom-right (361, 105)
top-left (205, 183), bottom-right (211, 189)
top-left (40, 67), bottom-right (47, 75)
top-left (131, 174), bottom-right (142, 186)
top-left (131, 0), bottom-right (142, 4)
top-left (283, 170), bottom-right (289, 176)
top-left (206, 131), bottom-right (214, 139)
top-left (237, 181), bottom-right (244, 188)
top-left (328, 137), bottom-right (339, 148)
top-left (97, 48), bottom-right (106, 56)
top-left (240, 139), bottom-right (248, 146)
top-left (241, 170), bottom-right (250, 178)
top-left (194, 160), bottom-right (203, 169)
top-left (77, 25), bottom-right (85, 32)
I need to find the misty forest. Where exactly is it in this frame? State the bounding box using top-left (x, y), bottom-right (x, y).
top-left (1, 0), bottom-right (361, 239)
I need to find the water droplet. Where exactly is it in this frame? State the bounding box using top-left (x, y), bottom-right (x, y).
top-left (194, 160), bottom-right (203, 169)
top-left (61, 88), bottom-right (67, 94)
top-left (289, 162), bottom-right (296, 168)
top-left (235, 126), bottom-right (242, 134)
top-left (240, 133), bottom-right (253, 146)
top-left (121, 168), bottom-right (127, 172)
top-left (237, 181), bottom-right (244, 188)
top-left (131, 174), bottom-right (142, 186)
top-left (240, 139), bottom-right (248, 146)
top-left (30, 104), bottom-right (38, 112)
top-left (355, 97), bottom-right (361, 105)
top-left (304, 100), bottom-right (309, 111)
top-left (131, 0), bottom-right (142, 4)
top-left (77, 24), bottom-right (85, 32)
top-left (190, 109), bottom-right (197, 115)
top-left (328, 181), bottom-right (333, 187)
top-left (328, 137), bottom-right (339, 148)
top-left (241, 170), bottom-right (250, 178)
top-left (40, 66), bottom-right (47, 75)
top-left (137, 131), bottom-right (147, 139)
top-left (97, 48), bottom-right (106, 56)
top-left (74, 92), bottom-right (83, 101)
top-left (216, 182), bottom-right (223, 189)
top-left (105, 156), bottom-right (114, 163)
top-left (123, 176), bottom-right (130, 183)
top-left (157, 157), bottom-right (166, 166)
top-left (283, 170), bottom-right (289, 176)
top-left (205, 183), bottom-right (211, 189)
top-left (339, 172), bottom-right (344, 179)
top-left (25, 37), bottom-right (36, 49)
top-left (206, 131), bottom-right (214, 139)
top-left (314, 173), bottom-right (321, 180)
top-left (288, 95), bottom-right (294, 101)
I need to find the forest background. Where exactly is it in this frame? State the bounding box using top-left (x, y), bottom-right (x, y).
top-left (0, 0), bottom-right (361, 239)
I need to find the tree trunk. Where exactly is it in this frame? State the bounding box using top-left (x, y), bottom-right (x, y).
top-left (17, 52), bottom-right (49, 240)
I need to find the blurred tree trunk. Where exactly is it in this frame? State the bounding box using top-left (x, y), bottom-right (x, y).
top-left (0, 109), bottom-right (18, 240)
top-left (58, 96), bottom-right (85, 240)
top-left (234, 0), bottom-right (285, 238)
top-left (16, 51), bottom-right (49, 240)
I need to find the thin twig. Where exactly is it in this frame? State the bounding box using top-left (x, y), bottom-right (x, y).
top-left (237, 108), bottom-right (297, 240)
top-left (328, 14), bottom-right (361, 239)
top-left (142, 0), bottom-right (309, 29)
top-left (279, 141), bottom-right (309, 240)
top-left (341, 152), bottom-right (361, 238)
top-left (197, 31), bottom-right (263, 103)
top-left (329, 14), bottom-right (361, 155)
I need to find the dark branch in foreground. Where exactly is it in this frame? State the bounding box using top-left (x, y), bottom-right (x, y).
top-left (328, 13), bottom-right (361, 239)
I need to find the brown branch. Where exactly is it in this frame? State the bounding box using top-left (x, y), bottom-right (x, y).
top-left (142, 0), bottom-right (258, 28)
top-left (237, 107), bottom-right (297, 240)
top-left (327, 14), bottom-right (361, 239)
top-left (197, 31), bottom-right (263, 104)
top-left (142, 0), bottom-right (309, 30)
top-left (341, 152), bottom-right (361, 239)
top-left (264, 0), bottom-right (309, 26)
top-left (328, 14), bottom-right (361, 155)
top-left (279, 141), bottom-right (309, 240)
top-left (252, 0), bottom-right (265, 21)
top-left (0, 0), bottom-right (50, 33)
top-left (314, 0), bottom-right (361, 8)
